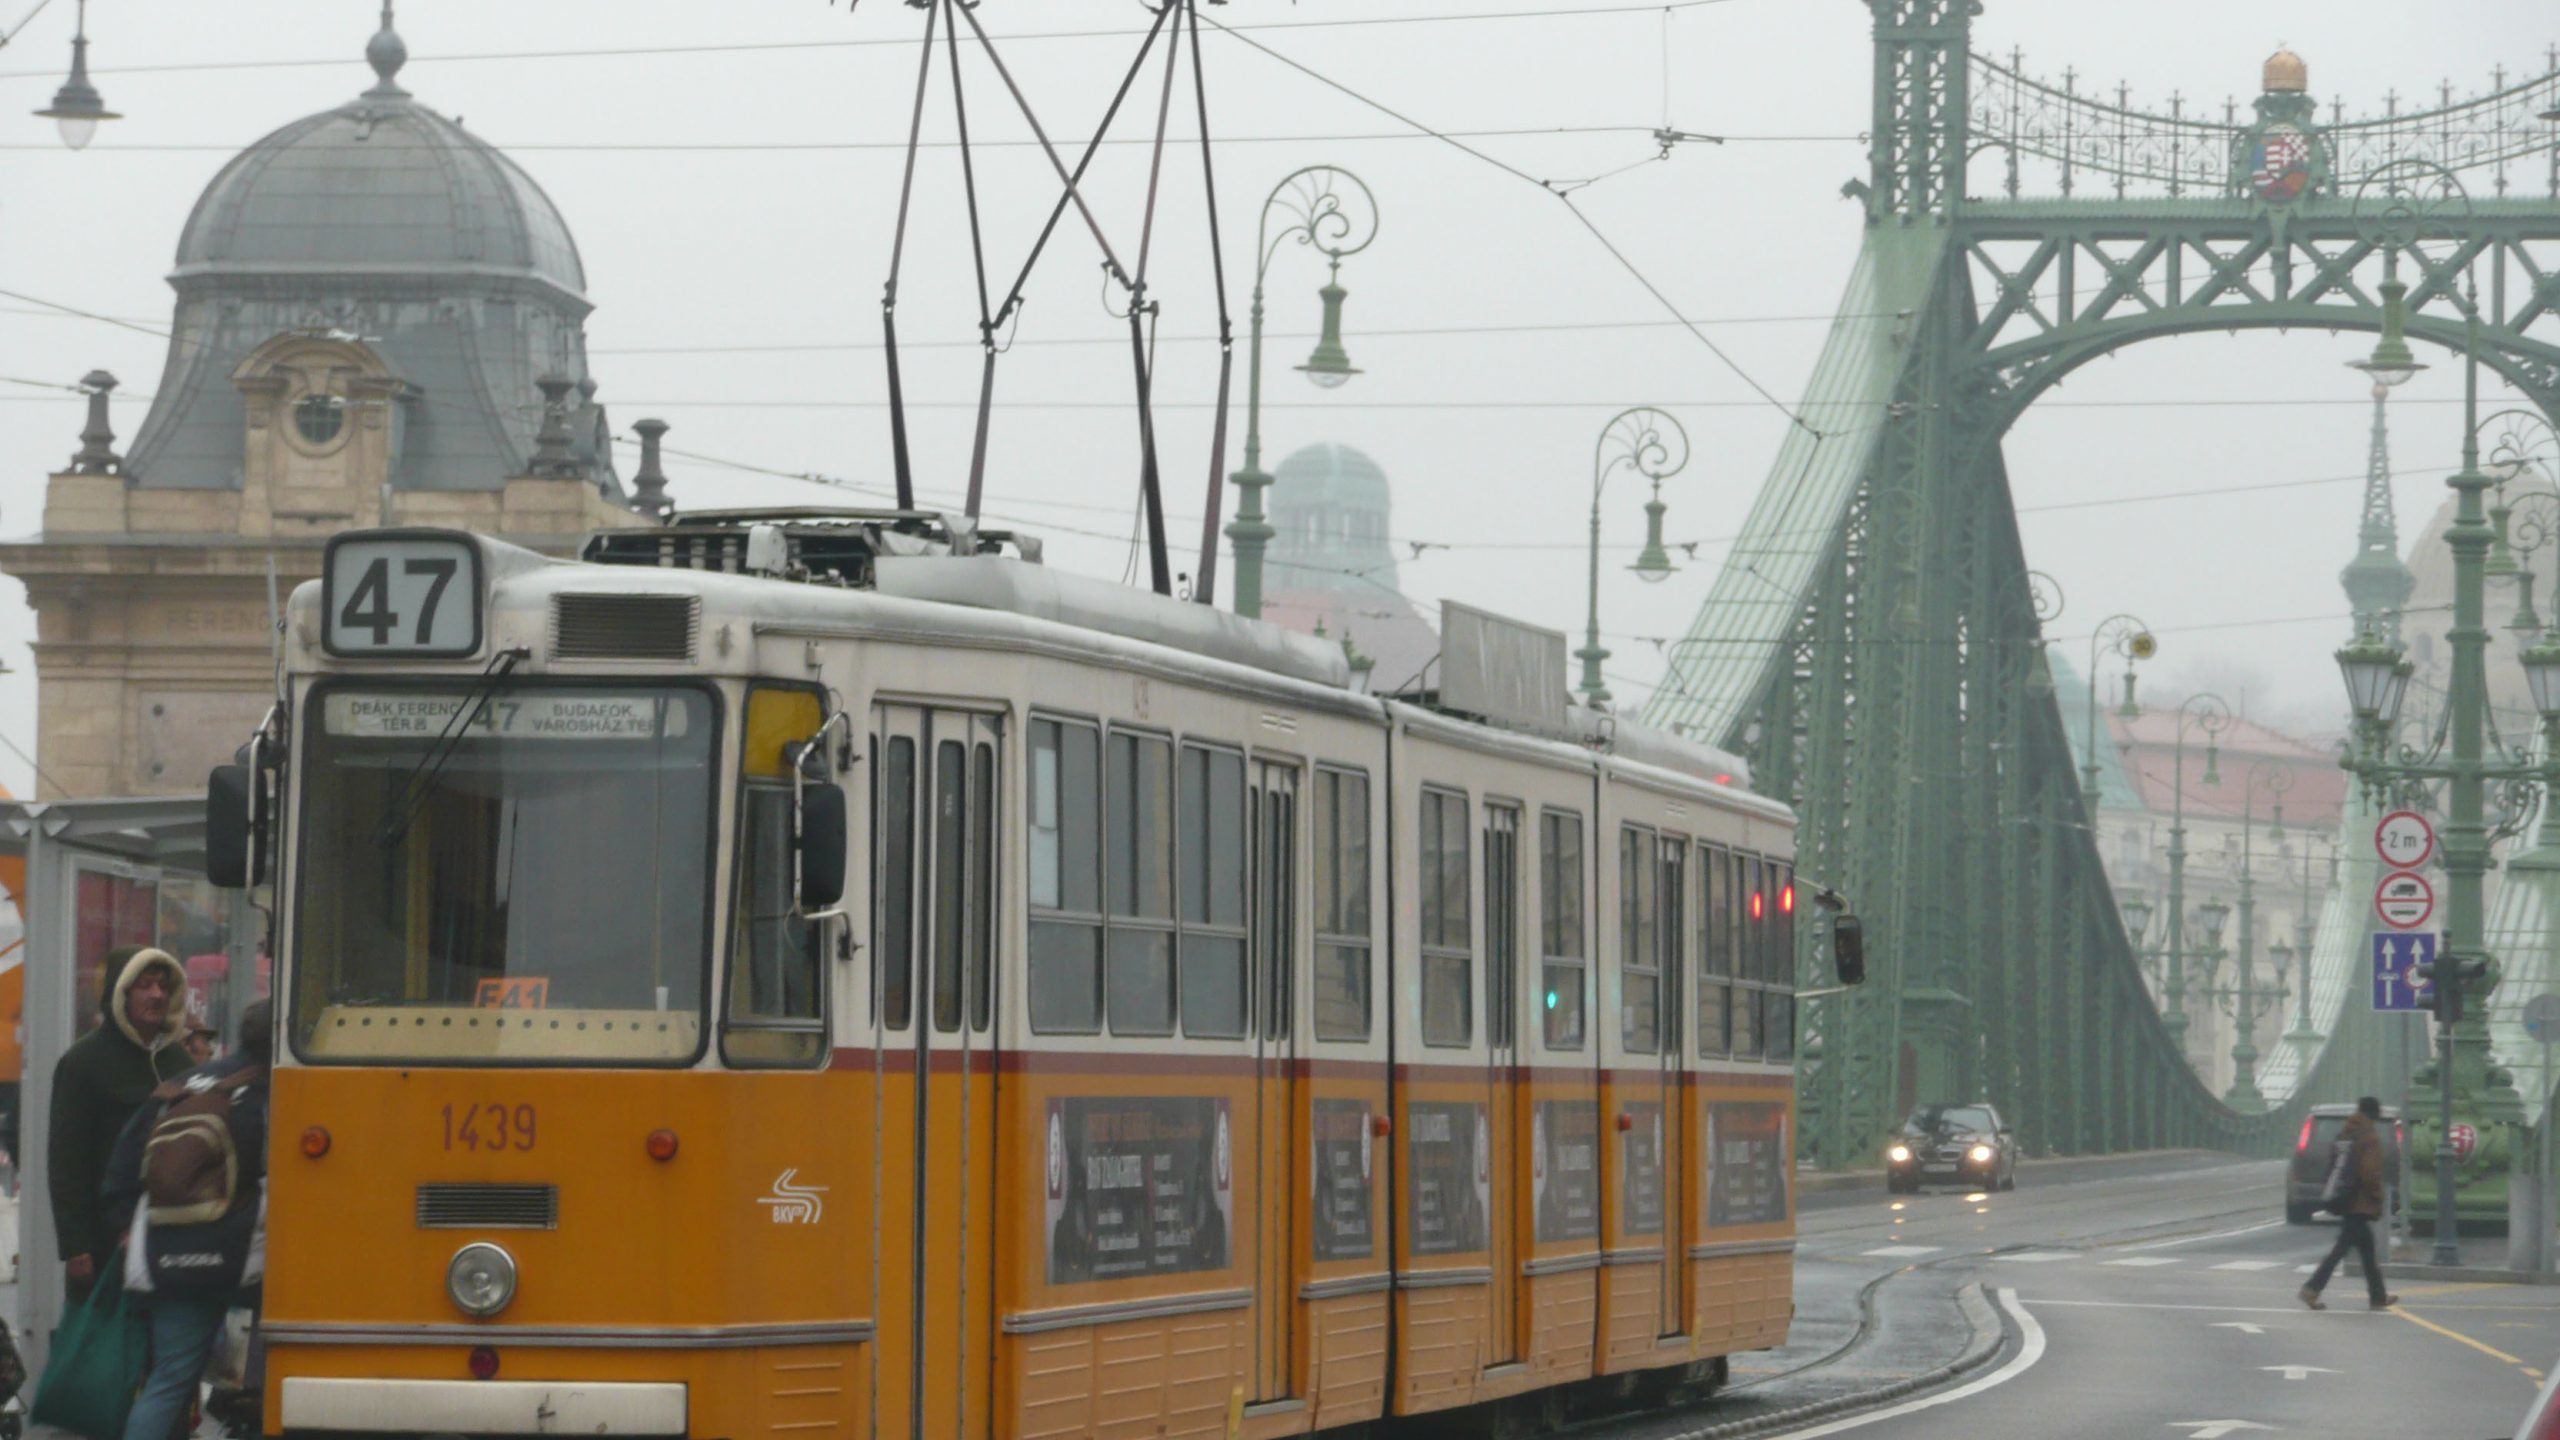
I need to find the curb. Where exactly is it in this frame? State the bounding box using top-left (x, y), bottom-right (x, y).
top-left (1653, 1281), bottom-right (2006, 1440)
top-left (1798, 1147), bottom-right (2231, 1196)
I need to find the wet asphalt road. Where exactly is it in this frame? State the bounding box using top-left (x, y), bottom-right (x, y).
top-left (1607, 1152), bottom-right (2560, 1439)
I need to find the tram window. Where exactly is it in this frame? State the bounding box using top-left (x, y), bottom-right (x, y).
top-left (1105, 732), bottom-right (1176, 1036)
top-left (1179, 745), bottom-right (1248, 1039)
top-left (727, 785), bottom-right (825, 1067)
top-left (1697, 847), bottom-right (1732, 1058)
top-left (1619, 827), bottom-right (1660, 1053)
top-left (1485, 806), bottom-right (1522, 1050)
top-left (969, 742), bottom-right (996, 1033)
top-left (1261, 784), bottom-right (1295, 1043)
top-left (1732, 856), bottom-right (1765, 1059)
top-left (1313, 768), bottom-right (1372, 1042)
top-left (1659, 836), bottom-right (1686, 1053)
top-left (879, 736), bottom-right (918, 1032)
top-left (932, 740), bottom-right (967, 1033)
top-left (1538, 810), bottom-right (1586, 1050)
top-left (1027, 719), bottom-right (1103, 1034)
top-left (1419, 788), bottom-right (1471, 1047)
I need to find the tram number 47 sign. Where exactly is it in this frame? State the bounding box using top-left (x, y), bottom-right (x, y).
top-left (2374, 870), bottom-right (2436, 931)
top-left (2372, 931), bottom-right (2436, 1013)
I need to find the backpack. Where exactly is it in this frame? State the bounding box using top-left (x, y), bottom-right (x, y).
top-left (2318, 1135), bottom-right (2356, 1216)
top-left (143, 1064), bottom-right (263, 1226)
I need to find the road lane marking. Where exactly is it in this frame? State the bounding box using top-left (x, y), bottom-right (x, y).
top-left (2027, 1299), bottom-right (2389, 1315)
top-left (2210, 1322), bottom-right (2268, 1335)
top-left (2261, 1364), bottom-right (2337, 1380)
top-left (2210, 1261), bottom-right (2282, 1272)
top-left (2103, 1257), bottom-right (2184, 1267)
top-left (2395, 1307), bottom-right (2529, 1368)
top-left (1762, 1288), bottom-right (2047, 1438)
top-left (1863, 1245), bottom-right (1942, 1257)
top-left (1992, 1251), bottom-right (2081, 1262)
top-left (2168, 1424), bottom-right (2274, 1438)
top-left (2121, 1219), bottom-right (2286, 1251)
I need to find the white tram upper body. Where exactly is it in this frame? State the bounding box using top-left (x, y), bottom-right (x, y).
top-left (248, 513), bottom-right (1809, 1440)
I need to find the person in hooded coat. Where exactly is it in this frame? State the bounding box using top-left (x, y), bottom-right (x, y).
top-left (47, 945), bottom-right (190, 1299)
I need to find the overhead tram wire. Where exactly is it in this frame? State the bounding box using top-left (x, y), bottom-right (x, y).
top-left (0, 0), bottom-right (1755, 83)
top-left (0, 127), bottom-right (1868, 154)
top-left (1196, 10), bottom-right (1818, 438)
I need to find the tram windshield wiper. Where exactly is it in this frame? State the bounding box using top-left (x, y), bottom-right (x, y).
top-left (375, 647), bottom-right (530, 851)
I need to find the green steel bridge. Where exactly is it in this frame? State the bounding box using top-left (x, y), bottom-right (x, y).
top-left (1644, 2), bottom-right (2560, 1168)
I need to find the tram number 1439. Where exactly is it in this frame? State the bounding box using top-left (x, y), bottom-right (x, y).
top-left (442, 1102), bottom-right (538, 1153)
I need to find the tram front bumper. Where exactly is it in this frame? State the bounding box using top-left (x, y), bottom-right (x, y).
top-left (280, 1377), bottom-right (687, 1435)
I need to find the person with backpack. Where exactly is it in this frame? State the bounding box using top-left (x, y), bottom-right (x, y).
top-left (48, 946), bottom-right (192, 1301)
top-left (100, 998), bottom-right (269, 1440)
top-left (2300, 1094), bottom-right (2397, 1312)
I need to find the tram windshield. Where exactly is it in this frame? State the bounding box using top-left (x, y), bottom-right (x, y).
top-left (290, 684), bottom-right (717, 1064)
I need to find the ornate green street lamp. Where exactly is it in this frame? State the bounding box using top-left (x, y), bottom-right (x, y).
top-left (1223, 166), bottom-right (1378, 619)
top-left (2083, 615), bottom-right (2155, 808)
top-left (2279, 835), bottom-right (2334, 1059)
top-left (33, 0), bottom-right (119, 150)
top-left (2162, 693), bottom-right (2232, 1054)
top-left (2205, 759), bottom-right (2296, 1112)
top-left (1579, 407), bottom-right (1691, 707)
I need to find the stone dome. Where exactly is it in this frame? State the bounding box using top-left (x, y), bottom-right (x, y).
top-left (1272, 443), bottom-right (1390, 514)
top-left (2263, 46), bottom-right (2308, 96)
top-left (170, 18), bottom-right (583, 299)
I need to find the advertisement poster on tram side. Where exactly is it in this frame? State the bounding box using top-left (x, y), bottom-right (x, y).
top-left (1532, 1100), bottom-right (1601, 1242)
top-left (1310, 1100), bottom-right (1374, 1261)
top-left (1706, 1102), bottom-right (1790, 1227)
top-left (1407, 1101), bottom-right (1488, 1255)
top-left (1043, 1096), bottom-right (1233, 1284)
top-left (1622, 1100), bottom-right (1666, 1235)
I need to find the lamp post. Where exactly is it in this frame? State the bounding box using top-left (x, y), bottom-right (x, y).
top-left (1578, 407), bottom-right (1691, 707)
top-left (32, 0), bottom-right (119, 150)
top-left (2210, 759), bottom-right (2295, 1112)
top-left (1224, 166), bottom-right (1378, 619)
top-left (2336, 158), bottom-right (2540, 1264)
top-left (2281, 833), bottom-right (2334, 1059)
top-left (2163, 692), bottom-right (2232, 1055)
top-left (2083, 614), bottom-right (2157, 808)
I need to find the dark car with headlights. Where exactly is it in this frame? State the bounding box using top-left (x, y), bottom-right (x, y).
top-left (1885, 1103), bottom-right (2018, 1193)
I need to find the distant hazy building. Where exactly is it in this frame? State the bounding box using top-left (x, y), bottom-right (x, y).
top-left (1258, 443), bottom-right (1440, 691)
top-left (0, 11), bottom-right (655, 798)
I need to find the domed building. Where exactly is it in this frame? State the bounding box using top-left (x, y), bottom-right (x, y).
top-left (1258, 443), bottom-right (1441, 692)
top-left (1, 6), bottom-right (660, 798)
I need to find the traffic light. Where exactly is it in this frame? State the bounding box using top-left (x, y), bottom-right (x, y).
top-left (2413, 955), bottom-right (2491, 1024)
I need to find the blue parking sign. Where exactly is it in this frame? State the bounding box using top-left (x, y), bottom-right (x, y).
top-left (2371, 931), bottom-right (2436, 1012)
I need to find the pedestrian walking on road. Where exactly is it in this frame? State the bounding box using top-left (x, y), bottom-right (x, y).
top-left (2300, 1095), bottom-right (2397, 1312)
top-left (46, 946), bottom-right (191, 1301)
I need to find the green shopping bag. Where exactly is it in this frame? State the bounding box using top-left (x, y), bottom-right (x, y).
top-left (30, 1266), bottom-right (149, 1440)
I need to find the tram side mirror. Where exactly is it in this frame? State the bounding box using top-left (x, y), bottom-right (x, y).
top-left (796, 782), bottom-right (848, 912)
top-left (206, 763), bottom-right (256, 890)
top-left (1831, 915), bottom-right (1867, 986)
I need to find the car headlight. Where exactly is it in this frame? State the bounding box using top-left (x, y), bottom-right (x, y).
top-left (447, 1242), bottom-right (518, 1318)
top-left (1969, 1144), bottom-right (1994, 1163)
top-left (1887, 1144), bottom-right (1912, 1164)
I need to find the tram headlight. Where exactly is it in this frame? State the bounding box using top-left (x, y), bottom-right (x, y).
top-left (447, 1242), bottom-right (518, 1318)
top-left (1968, 1144), bottom-right (1994, 1164)
top-left (1886, 1144), bottom-right (1912, 1165)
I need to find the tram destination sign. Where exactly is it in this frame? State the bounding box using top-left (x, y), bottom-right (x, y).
top-left (324, 693), bottom-right (685, 742)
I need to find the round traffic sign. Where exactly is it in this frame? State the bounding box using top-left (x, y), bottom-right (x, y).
top-left (2375, 870), bottom-right (2436, 930)
top-left (2376, 810), bottom-right (2436, 869)
top-left (2528, 994), bottom-right (2560, 1044)
top-left (2451, 1122), bottom-right (2478, 1162)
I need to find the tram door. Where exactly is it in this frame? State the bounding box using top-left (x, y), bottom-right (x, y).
top-left (1656, 837), bottom-right (1690, 1338)
top-left (1249, 763), bottom-right (1300, 1403)
top-left (872, 706), bottom-right (1002, 1440)
top-left (1483, 804), bottom-right (1525, 1367)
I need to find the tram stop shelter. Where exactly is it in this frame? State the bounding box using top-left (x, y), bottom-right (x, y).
top-left (0, 796), bottom-right (260, 1374)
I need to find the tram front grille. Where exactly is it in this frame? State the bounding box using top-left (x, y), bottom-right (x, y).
top-left (417, 1183), bottom-right (559, 1230)
top-left (552, 593), bottom-right (699, 662)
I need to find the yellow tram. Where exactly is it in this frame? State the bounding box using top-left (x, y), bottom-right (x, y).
top-left (208, 514), bottom-right (1847, 1439)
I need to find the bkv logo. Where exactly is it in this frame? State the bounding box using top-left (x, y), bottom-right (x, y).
top-left (758, 1168), bottom-right (829, 1225)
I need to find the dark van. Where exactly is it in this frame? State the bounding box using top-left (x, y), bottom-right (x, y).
top-left (2286, 1102), bottom-right (2404, 1224)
